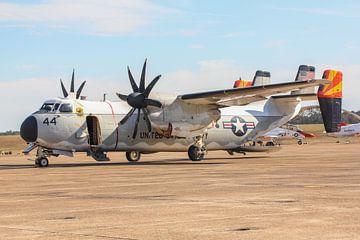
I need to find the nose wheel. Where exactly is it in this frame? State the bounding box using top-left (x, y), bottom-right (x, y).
top-left (34, 146), bottom-right (50, 168)
top-left (35, 157), bottom-right (49, 168)
top-left (126, 151), bottom-right (141, 162)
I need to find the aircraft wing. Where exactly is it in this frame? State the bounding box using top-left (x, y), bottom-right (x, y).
top-left (179, 79), bottom-right (329, 107)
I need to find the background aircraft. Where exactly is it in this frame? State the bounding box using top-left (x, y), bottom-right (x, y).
top-left (331, 123), bottom-right (360, 137)
top-left (261, 124), bottom-right (315, 145)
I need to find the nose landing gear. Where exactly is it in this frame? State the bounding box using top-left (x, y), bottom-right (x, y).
top-left (36, 157), bottom-right (49, 168)
top-left (34, 147), bottom-right (50, 168)
top-left (126, 151), bottom-right (141, 162)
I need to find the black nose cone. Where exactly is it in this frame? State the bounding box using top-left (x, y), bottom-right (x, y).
top-left (20, 116), bottom-right (38, 142)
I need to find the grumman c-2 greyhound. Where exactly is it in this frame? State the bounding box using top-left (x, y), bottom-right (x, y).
top-left (20, 60), bottom-right (342, 167)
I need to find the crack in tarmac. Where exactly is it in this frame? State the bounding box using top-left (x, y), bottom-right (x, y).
top-left (0, 225), bottom-right (138, 240)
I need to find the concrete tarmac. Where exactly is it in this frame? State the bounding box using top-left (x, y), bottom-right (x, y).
top-left (0, 142), bottom-right (359, 239)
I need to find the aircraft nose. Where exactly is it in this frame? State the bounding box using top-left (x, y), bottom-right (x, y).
top-left (20, 116), bottom-right (38, 142)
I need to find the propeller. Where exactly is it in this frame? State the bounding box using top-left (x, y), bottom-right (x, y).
top-left (60, 69), bottom-right (86, 99)
top-left (117, 59), bottom-right (162, 139)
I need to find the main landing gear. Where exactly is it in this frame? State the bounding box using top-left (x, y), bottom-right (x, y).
top-left (188, 134), bottom-right (207, 161)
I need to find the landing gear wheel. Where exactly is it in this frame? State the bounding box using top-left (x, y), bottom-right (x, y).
top-left (126, 151), bottom-right (141, 162)
top-left (37, 157), bottom-right (49, 168)
top-left (297, 140), bottom-right (303, 145)
top-left (188, 145), bottom-right (204, 161)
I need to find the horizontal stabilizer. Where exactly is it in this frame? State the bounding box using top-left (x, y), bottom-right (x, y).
top-left (233, 79), bottom-right (252, 88)
top-left (180, 79), bottom-right (329, 107)
top-left (292, 65), bottom-right (316, 95)
top-left (253, 70), bottom-right (271, 86)
top-left (272, 93), bottom-right (317, 101)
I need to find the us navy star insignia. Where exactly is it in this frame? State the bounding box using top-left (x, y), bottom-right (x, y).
top-left (222, 116), bottom-right (255, 137)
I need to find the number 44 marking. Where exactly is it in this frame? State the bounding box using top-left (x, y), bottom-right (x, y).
top-left (43, 117), bottom-right (59, 126)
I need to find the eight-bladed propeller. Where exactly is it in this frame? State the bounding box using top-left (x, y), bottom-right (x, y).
top-left (117, 59), bottom-right (162, 139)
top-left (60, 69), bottom-right (86, 99)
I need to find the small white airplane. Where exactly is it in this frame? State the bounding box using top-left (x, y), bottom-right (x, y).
top-left (260, 124), bottom-right (315, 145)
top-left (20, 60), bottom-right (342, 167)
top-left (329, 122), bottom-right (360, 137)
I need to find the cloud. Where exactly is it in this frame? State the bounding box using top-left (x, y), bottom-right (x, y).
top-left (0, 0), bottom-right (177, 35)
top-left (272, 7), bottom-right (345, 17)
top-left (264, 40), bottom-right (287, 49)
top-left (157, 59), bottom-right (246, 93)
top-left (16, 64), bottom-right (40, 71)
top-left (0, 76), bottom-right (125, 131)
top-left (189, 44), bottom-right (205, 49)
top-left (222, 31), bottom-right (255, 38)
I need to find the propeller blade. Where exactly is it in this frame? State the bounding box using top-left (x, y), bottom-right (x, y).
top-left (144, 75), bottom-right (161, 97)
top-left (132, 109), bottom-right (141, 139)
top-left (70, 69), bottom-right (75, 93)
top-left (139, 59), bottom-right (147, 92)
top-left (116, 93), bottom-right (128, 102)
top-left (60, 79), bottom-right (68, 98)
top-left (144, 98), bottom-right (162, 108)
top-left (142, 108), bottom-right (152, 132)
top-left (120, 107), bottom-right (136, 125)
top-left (76, 81), bottom-right (86, 99)
top-left (127, 67), bottom-right (139, 92)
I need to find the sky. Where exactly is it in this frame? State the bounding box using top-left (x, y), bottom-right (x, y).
top-left (0, 0), bottom-right (359, 131)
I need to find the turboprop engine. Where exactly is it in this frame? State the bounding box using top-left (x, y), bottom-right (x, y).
top-left (117, 60), bottom-right (221, 138)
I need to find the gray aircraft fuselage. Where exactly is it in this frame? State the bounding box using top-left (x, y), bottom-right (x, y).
top-left (23, 96), bottom-right (300, 154)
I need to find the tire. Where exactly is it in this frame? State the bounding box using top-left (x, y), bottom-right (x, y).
top-left (188, 146), bottom-right (204, 161)
top-left (297, 140), bottom-right (303, 145)
top-left (126, 151), bottom-right (141, 162)
top-left (38, 157), bottom-right (49, 168)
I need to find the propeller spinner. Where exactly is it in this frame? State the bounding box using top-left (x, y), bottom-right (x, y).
top-left (117, 59), bottom-right (162, 139)
top-left (60, 69), bottom-right (86, 99)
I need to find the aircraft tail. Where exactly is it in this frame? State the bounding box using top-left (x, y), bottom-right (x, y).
top-left (318, 70), bottom-right (343, 133)
top-left (233, 79), bottom-right (252, 88)
top-left (233, 70), bottom-right (271, 88)
top-left (252, 70), bottom-right (271, 86)
top-left (292, 65), bottom-right (316, 95)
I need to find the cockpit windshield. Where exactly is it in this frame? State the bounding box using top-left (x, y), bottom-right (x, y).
top-left (59, 103), bottom-right (73, 113)
top-left (37, 100), bottom-right (72, 114)
top-left (39, 103), bottom-right (55, 112)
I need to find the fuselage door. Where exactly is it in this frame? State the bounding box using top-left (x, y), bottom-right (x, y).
top-left (86, 116), bottom-right (102, 147)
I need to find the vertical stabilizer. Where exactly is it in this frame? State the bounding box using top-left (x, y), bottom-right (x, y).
top-left (252, 71), bottom-right (271, 86)
top-left (318, 70), bottom-right (343, 133)
top-left (292, 65), bottom-right (316, 95)
top-left (233, 79), bottom-right (252, 88)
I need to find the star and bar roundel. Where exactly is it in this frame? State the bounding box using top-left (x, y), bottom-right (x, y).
top-left (222, 116), bottom-right (255, 137)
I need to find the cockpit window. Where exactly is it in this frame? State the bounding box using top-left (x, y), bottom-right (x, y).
top-left (54, 103), bottom-right (60, 111)
top-left (59, 103), bottom-right (73, 113)
top-left (39, 103), bottom-right (54, 112)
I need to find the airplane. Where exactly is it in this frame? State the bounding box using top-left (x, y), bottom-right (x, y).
top-left (19, 60), bottom-right (342, 167)
top-left (260, 124), bottom-right (315, 145)
top-left (330, 123), bottom-right (360, 137)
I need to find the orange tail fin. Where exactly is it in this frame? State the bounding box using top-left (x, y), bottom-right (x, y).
top-left (317, 70), bottom-right (343, 133)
